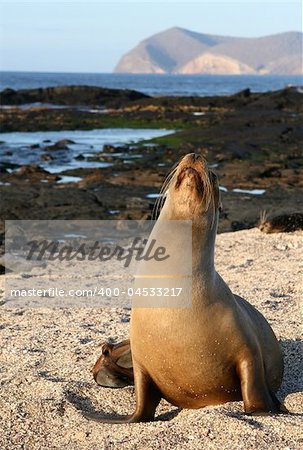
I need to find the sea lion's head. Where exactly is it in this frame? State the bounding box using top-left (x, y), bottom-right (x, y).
top-left (157, 153), bottom-right (220, 225)
top-left (92, 341), bottom-right (133, 388)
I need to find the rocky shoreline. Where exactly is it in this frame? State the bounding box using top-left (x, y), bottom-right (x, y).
top-left (0, 85), bottom-right (302, 239)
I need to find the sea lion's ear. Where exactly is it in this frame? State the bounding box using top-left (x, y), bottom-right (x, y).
top-left (116, 351), bottom-right (133, 369)
top-left (209, 169), bottom-right (218, 183)
top-left (208, 170), bottom-right (220, 209)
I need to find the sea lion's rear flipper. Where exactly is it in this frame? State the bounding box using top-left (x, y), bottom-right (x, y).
top-left (92, 340), bottom-right (133, 388)
top-left (237, 357), bottom-right (287, 415)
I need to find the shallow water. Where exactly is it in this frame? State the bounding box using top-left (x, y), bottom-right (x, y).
top-left (146, 193), bottom-right (161, 199)
top-left (56, 176), bottom-right (83, 184)
top-left (0, 128), bottom-right (174, 173)
top-left (232, 188), bottom-right (266, 195)
top-left (218, 186), bottom-right (266, 195)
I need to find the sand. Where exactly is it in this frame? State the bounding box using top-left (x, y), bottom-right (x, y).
top-left (0, 228), bottom-right (302, 450)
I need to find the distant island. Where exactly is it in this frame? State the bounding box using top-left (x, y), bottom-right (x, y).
top-left (114, 27), bottom-right (303, 75)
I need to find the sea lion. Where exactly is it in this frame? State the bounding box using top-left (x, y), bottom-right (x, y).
top-left (259, 211), bottom-right (303, 233)
top-left (88, 153), bottom-right (285, 423)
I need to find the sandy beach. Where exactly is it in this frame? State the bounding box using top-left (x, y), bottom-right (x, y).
top-left (0, 228), bottom-right (302, 449)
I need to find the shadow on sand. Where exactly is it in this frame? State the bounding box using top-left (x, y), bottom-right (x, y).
top-left (64, 338), bottom-right (302, 422)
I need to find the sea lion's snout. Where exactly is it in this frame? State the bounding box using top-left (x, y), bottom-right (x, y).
top-left (176, 167), bottom-right (202, 191)
top-left (175, 153), bottom-right (207, 193)
top-left (184, 167), bottom-right (199, 186)
top-left (181, 153), bottom-right (205, 170)
top-left (187, 153), bottom-right (201, 163)
top-left (168, 153), bottom-right (220, 219)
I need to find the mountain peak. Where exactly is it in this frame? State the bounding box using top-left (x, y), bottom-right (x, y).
top-left (114, 28), bottom-right (303, 75)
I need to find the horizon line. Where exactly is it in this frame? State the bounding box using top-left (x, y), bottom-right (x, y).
top-left (1, 70), bottom-right (302, 77)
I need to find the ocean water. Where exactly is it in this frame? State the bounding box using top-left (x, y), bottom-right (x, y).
top-left (0, 71), bottom-right (302, 97)
top-left (0, 128), bottom-right (174, 174)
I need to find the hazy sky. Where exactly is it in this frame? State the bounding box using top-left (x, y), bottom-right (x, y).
top-left (0, 1), bottom-right (302, 72)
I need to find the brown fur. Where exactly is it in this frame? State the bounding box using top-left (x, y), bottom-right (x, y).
top-left (259, 212), bottom-right (303, 233)
top-left (87, 153), bottom-right (286, 424)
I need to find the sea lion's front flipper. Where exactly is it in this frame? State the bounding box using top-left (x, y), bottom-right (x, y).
top-left (84, 364), bottom-right (161, 423)
top-left (128, 365), bottom-right (162, 422)
top-left (237, 357), bottom-right (287, 415)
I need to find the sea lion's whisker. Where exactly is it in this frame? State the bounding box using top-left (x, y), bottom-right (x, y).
top-left (159, 167), bottom-right (177, 193)
top-left (259, 209), bottom-right (268, 225)
top-left (154, 190), bottom-right (168, 220)
top-left (152, 192), bottom-right (166, 220)
top-left (152, 167), bottom-right (177, 219)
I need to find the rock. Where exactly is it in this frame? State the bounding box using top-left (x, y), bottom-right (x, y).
top-left (79, 170), bottom-right (105, 186)
top-left (42, 139), bottom-right (75, 151)
top-left (103, 145), bottom-right (116, 153)
top-left (126, 197), bottom-right (147, 209)
top-left (16, 165), bottom-right (48, 176)
top-left (75, 154), bottom-right (85, 161)
top-left (0, 162), bottom-right (19, 170)
top-left (88, 154), bottom-right (115, 163)
top-left (231, 221), bottom-right (247, 231)
top-left (260, 167), bottom-right (282, 178)
top-left (215, 153), bottom-right (228, 162)
top-left (236, 88), bottom-right (251, 98)
top-left (231, 149), bottom-right (250, 160)
top-left (13, 165), bottom-right (58, 183)
top-left (0, 85), bottom-right (149, 107)
top-left (44, 141), bottom-right (69, 151)
top-left (56, 139), bottom-right (75, 145)
top-left (40, 154), bottom-right (54, 161)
